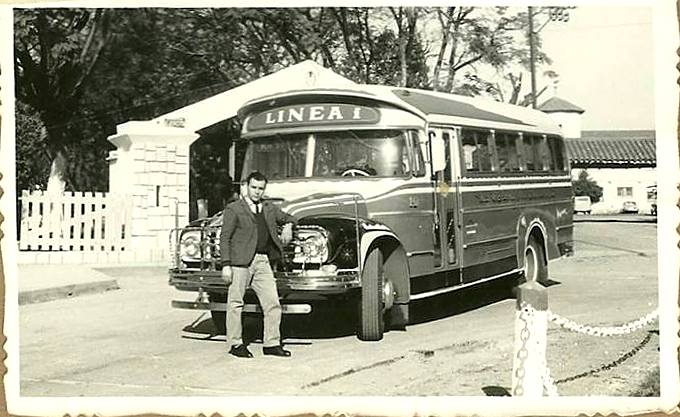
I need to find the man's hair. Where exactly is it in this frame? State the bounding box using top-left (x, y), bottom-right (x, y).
top-left (246, 171), bottom-right (268, 185)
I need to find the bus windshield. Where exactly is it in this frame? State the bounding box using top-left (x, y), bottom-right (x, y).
top-left (242, 129), bottom-right (421, 180)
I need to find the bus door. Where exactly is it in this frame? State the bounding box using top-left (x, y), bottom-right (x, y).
top-left (433, 128), bottom-right (462, 284)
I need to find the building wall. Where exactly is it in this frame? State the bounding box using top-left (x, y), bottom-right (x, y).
top-left (546, 112), bottom-right (582, 139)
top-left (571, 167), bottom-right (657, 214)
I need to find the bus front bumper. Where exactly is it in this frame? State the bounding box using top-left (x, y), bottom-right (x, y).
top-left (171, 299), bottom-right (313, 314)
top-left (169, 269), bottom-right (361, 314)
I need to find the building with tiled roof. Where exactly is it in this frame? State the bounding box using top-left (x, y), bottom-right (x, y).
top-left (565, 130), bottom-right (656, 168)
top-left (540, 95), bottom-right (656, 214)
top-left (557, 125), bottom-right (656, 217)
top-left (538, 97), bottom-right (585, 114)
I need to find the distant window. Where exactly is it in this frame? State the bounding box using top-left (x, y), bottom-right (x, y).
top-left (461, 129), bottom-right (493, 173)
top-left (617, 187), bottom-right (633, 197)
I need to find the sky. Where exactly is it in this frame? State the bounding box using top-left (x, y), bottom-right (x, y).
top-left (538, 6), bottom-right (655, 130)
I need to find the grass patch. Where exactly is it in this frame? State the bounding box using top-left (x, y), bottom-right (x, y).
top-left (629, 366), bottom-right (660, 396)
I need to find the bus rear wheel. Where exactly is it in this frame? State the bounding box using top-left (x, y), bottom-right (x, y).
top-left (358, 248), bottom-right (390, 341)
top-left (523, 237), bottom-right (547, 284)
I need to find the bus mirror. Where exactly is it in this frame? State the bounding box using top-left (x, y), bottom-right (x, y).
top-left (431, 135), bottom-right (446, 173)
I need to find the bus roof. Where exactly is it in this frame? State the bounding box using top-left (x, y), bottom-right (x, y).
top-left (238, 85), bottom-right (562, 136)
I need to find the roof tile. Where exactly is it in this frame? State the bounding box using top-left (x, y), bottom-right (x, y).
top-left (566, 136), bottom-right (656, 167)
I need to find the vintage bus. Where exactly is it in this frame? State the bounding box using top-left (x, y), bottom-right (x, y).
top-left (169, 86), bottom-right (574, 341)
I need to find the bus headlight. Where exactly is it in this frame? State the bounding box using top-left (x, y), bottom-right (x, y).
top-left (180, 233), bottom-right (200, 259)
top-left (292, 227), bottom-right (329, 264)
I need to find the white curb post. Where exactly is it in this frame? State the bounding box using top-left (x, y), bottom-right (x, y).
top-left (511, 281), bottom-right (548, 396)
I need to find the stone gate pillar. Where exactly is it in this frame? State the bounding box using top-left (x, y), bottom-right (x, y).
top-left (107, 121), bottom-right (199, 263)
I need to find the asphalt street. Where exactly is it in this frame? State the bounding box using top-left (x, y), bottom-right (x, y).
top-left (18, 221), bottom-right (659, 397)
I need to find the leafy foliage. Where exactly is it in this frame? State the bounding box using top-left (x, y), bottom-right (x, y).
top-left (14, 7), bottom-right (554, 203)
top-left (572, 169), bottom-right (603, 204)
top-left (15, 102), bottom-right (50, 192)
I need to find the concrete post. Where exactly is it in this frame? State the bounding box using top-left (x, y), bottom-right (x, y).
top-left (108, 121), bottom-right (199, 263)
top-left (511, 281), bottom-right (548, 397)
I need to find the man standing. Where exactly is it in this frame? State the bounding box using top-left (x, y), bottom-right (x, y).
top-left (220, 171), bottom-right (297, 358)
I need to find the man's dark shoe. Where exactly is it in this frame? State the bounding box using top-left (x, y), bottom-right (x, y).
top-left (263, 345), bottom-right (291, 357)
top-left (229, 344), bottom-right (253, 358)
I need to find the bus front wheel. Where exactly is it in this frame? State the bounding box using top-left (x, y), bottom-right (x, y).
top-left (358, 248), bottom-right (387, 341)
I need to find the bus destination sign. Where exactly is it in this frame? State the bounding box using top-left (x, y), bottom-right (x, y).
top-left (247, 103), bottom-right (381, 131)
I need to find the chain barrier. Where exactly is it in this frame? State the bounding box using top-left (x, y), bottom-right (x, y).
top-left (512, 306), bottom-right (531, 396)
top-left (516, 305), bottom-right (659, 396)
top-left (554, 331), bottom-right (655, 385)
top-left (547, 308), bottom-right (658, 337)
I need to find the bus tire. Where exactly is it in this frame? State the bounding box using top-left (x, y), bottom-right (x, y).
top-left (522, 236), bottom-right (547, 284)
top-left (358, 248), bottom-right (385, 341)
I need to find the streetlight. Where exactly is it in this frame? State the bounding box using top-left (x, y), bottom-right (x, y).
top-left (528, 6), bottom-right (574, 108)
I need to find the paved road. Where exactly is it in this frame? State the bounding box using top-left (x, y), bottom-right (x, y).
top-left (18, 222), bottom-right (658, 396)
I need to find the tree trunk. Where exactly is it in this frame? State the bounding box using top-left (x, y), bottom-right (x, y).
top-left (46, 148), bottom-right (67, 195)
top-left (404, 8), bottom-right (417, 87)
top-left (444, 29), bottom-right (459, 92)
top-left (432, 8), bottom-right (455, 92)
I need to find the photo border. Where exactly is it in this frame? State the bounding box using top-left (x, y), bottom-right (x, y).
top-left (0, 0), bottom-right (678, 415)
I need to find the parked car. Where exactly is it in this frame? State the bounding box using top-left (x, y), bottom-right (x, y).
top-left (573, 196), bottom-right (592, 214)
top-left (621, 201), bottom-right (639, 214)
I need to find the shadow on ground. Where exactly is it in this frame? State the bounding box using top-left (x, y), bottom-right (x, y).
top-left (181, 276), bottom-right (560, 341)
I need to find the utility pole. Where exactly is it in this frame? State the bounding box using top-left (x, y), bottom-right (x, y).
top-left (528, 6), bottom-right (538, 109)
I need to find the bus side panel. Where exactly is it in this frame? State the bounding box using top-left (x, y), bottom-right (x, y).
top-left (366, 183), bottom-right (436, 277)
top-left (459, 185), bottom-right (520, 283)
top-left (459, 180), bottom-right (573, 282)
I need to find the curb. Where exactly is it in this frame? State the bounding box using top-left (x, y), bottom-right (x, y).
top-left (19, 279), bottom-right (120, 305)
top-left (573, 216), bottom-right (657, 223)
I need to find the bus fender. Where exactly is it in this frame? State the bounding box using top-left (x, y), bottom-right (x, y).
top-left (360, 229), bottom-right (411, 326)
top-left (516, 216), bottom-right (548, 269)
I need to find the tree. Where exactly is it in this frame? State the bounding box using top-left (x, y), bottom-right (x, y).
top-left (428, 6), bottom-right (555, 104)
top-left (14, 8), bottom-right (114, 192)
top-left (15, 102), bottom-right (50, 192)
top-left (572, 169), bottom-right (603, 203)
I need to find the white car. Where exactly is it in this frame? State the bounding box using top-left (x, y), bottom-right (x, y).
top-left (574, 196), bottom-right (592, 214)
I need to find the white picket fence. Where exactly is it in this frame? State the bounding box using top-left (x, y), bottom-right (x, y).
top-left (19, 190), bottom-right (132, 253)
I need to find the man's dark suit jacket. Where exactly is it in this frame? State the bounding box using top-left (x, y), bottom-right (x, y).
top-left (219, 198), bottom-right (297, 267)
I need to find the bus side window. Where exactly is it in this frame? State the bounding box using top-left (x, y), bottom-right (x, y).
top-left (409, 131), bottom-right (426, 177)
top-left (523, 135), bottom-right (542, 171)
top-left (461, 129), bottom-right (478, 172)
top-left (461, 128), bottom-right (493, 173)
top-left (442, 131), bottom-right (452, 182)
top-left (541, 136), bottom-right (555, 171)
top-left (548, 135), bottom-right (566, 172)
top-left (496, 132), bottom-right (520, 172)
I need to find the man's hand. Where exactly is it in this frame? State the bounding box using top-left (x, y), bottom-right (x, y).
top-left (221, 265), bottom-right (233, 285)
top-left (280, 223), bottom-right (294, 245)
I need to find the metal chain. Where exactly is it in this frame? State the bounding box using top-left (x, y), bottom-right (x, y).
top-left (547, 308), bottom-right (658, 337)
top-left (555, 331), bottom-right (655, 385)
top-left (512, 306), bottom-right (531, 396)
